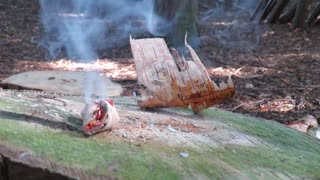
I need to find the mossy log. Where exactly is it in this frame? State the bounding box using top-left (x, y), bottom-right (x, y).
top-left (0, 89), bottom-right (320, 179)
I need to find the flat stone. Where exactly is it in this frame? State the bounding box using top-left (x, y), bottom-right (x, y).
top-left (1, 71), bottom-right (123, 96)
top-left (179, 152), bottom-right (189, 158)
top-left (300, 115), bottom-right (318, 128)
top-left (167, 125), bottom-right (178, 133)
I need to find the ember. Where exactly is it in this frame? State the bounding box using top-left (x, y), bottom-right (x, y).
top-left (93, 102), bottom-right (108, 120)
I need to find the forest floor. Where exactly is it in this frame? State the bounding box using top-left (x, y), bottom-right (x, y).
top-left (1, 0), bottom-right (320, 125)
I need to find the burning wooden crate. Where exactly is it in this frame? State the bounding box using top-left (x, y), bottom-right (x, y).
top-left (130, 37), bottom-right (235, 113)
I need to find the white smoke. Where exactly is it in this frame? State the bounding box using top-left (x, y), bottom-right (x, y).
top-left (199, 0), bottom-right (266, 51)
top-left (39, 0), bottom-right (155, 60)
top-left (39, 0), bottom-right (158, 101)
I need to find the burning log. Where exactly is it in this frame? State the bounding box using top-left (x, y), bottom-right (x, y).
top-left (130, 37), bottom-right (235, 113)
top-left (81, 98), bottom-right (119, 135)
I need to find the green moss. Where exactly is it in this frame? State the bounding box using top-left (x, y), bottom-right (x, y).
top-left (1, 96), bottom-right (320, 179)
top-left (201, 108), bottom-right (320, 153)
top-left (200, 108), bottom-right (320, 178)
top-left (0, 118), bottom-right (179, 179)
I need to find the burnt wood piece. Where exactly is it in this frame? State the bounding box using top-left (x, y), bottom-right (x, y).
top-left (130, 37), bottom-right (235, 113)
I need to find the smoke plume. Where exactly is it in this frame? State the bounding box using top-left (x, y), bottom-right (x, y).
top-left (39, 0), bottom-right (158, 101)
top-left (39, 0), bottom-right (156, 60)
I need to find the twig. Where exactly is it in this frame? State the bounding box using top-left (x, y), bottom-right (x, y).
top-left (233, 66), bottom-right (245, 75)
top-left (232, 99), bottom-right (265, 112)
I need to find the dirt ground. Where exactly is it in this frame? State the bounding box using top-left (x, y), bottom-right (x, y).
top-left (1, 0), bottom-right (320, 124)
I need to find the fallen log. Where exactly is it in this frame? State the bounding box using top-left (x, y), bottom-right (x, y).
top-left (130, 37), bottom-right (235, 113)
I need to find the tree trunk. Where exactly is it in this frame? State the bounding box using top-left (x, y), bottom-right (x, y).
top-left (267, 0), bottom-right (290, 23)
top-left (307, 2), bottom-right (320, 25)
top-left (151, 0), bottom-right (199, 49)
top-left (250, 0), bottom-right (268, 21)
top-left (259, 0), bottom-right (276, 23)
top-left (278, 1), bottom-right (297, 23)
top-left (293, 0), bottom-right (311, 29)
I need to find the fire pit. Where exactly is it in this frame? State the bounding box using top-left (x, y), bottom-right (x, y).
top-left (81, 98), bottom-right (119, 135)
